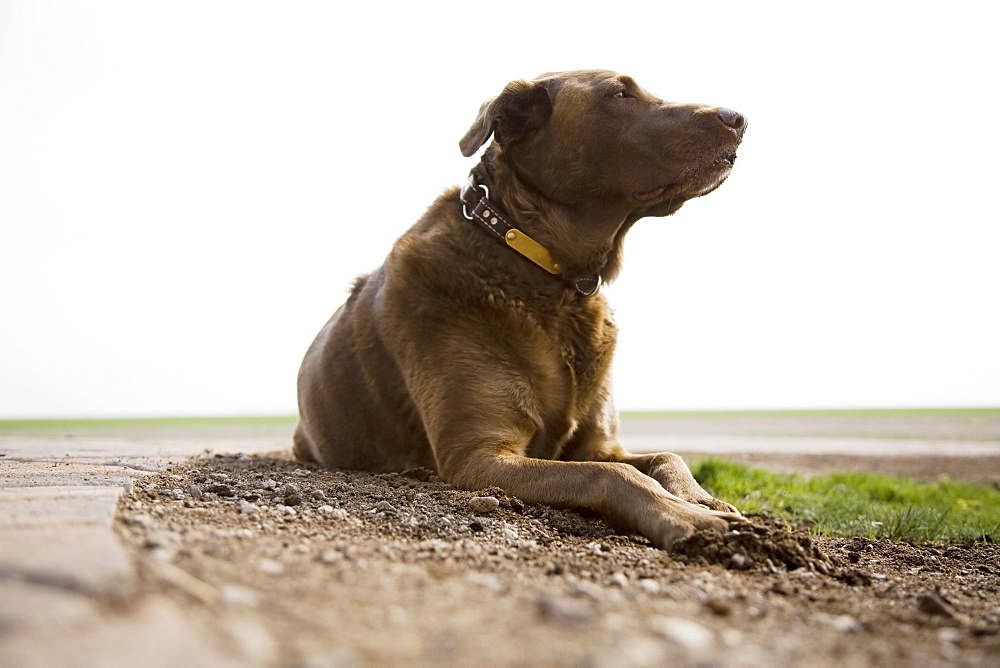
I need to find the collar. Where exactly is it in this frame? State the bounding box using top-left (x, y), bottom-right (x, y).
top-left (460, 176), bottom-right (601, 297)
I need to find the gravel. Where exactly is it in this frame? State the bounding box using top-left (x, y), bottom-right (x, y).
top-left (113, 452), bottom-right (1000, 667)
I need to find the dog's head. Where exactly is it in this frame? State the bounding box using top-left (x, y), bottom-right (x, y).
top-left (460, 70), bottom-right (745, 222)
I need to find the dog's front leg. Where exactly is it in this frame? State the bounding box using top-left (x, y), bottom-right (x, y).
top-left (440, 445), bottom-right (739, 549)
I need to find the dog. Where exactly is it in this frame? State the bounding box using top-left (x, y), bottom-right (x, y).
top-left (294, 70), bottom-right (747, 548)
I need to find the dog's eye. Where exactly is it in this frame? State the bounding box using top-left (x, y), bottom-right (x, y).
top-left (613, 89), bottom-right (632, 99)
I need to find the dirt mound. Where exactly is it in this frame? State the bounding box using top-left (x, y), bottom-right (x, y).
top-left (112, 452), bottom-right (1000, 666)
top-left (672, 520), bottom-right (838, 573)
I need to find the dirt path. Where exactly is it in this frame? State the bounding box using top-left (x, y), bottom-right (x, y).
top-left (114, 452), bottom-right (1000, 667)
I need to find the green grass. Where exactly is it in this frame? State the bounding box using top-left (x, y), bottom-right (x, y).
top-left (692, 457), bottom-right (1000, 544)
top-left (622, 407), bottom-right (1000, 419)
top-left (0, 416), bottom-right (297, 437)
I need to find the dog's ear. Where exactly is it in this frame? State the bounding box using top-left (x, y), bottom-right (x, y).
top-left (459, 80), bottom-right (552, 157)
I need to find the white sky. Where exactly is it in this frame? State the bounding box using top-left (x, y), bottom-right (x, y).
top-left (1, 1), bottom-right (998, 419)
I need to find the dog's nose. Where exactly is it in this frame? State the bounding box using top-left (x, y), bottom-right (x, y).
top-left (717, 108), bottom-right (745, 134)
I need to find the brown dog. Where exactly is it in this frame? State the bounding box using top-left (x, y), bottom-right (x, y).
top-left (295, 70), bottom-right (746, 548)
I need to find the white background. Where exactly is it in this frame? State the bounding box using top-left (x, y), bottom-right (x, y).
top-left (2, 1), bottom-right (997, 418)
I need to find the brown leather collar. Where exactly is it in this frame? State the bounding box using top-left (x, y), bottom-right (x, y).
top-left (460, 176), bottom-right (601, 297)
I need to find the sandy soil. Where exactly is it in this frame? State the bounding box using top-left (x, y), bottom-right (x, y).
top-left (114, 451), bottom-right (1000, 667)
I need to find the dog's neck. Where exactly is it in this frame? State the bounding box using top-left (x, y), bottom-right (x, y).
top-left (471, 147), bottom-right (631, 285)
top-left (461, 174), bottom-right (602, 297)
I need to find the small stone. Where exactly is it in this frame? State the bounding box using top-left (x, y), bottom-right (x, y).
top-left (311, 489), bottom-right (326, 500)
top-left (938, 628), bottom-right (963, 645)
top-left (262, 480), bottom-right (278, 490)
top-left (637, 579), bottom-right (661, 594)
top-left (466, 572), bottom-right (505, 593)
top-left (608, 572), bottom-right (628, 588)
top-left (293, 469), bottom-right (312, 476)
top-left (279, 505), bottom-right (296, 517)
top-left (319, 549), bottom-right (341, 564)
top-left (206, 484), bottom-right (235, 497)
top-left (238, 501), bottom-right (259, 516)
top-left (187, 485), bottom-right (203, 499)
top-left (210, 473), bottom-right (230, 482)
top-left (729, 553), bottom-right (747, 569)
top-left (649, 617), bottom-right (714, 654)
top-left (374, 501), bottom-right (396, 513)
top-left (536, 595), bottom-right (594, 625)
top-left (283, 493), bottom-right (303, 506)
top-left (830, 615), bottom-right (861, 633)
top-left (469, 496), bottom-right (500, 514)
top-left (917, 591), bottom-right (956, 618)
top-left (257, 559), bottom-right (284, 575)
top-left (705, 596), bottom-right (732, 616)
top-left (220, 585), bottom-right (259, 607)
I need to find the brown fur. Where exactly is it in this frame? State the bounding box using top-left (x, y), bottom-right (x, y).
top-left (294, 70), bottom-right (747, 548)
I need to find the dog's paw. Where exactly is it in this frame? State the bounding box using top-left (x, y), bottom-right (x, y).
top-left (693, 496), bottom-right (741, 515)
top-left (647, 499), bottom-right (740, 550)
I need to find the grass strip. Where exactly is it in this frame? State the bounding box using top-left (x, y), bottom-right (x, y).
top-left (622, 407), bottom-right (1000, 419)
top-left (691, 457), bottom-right (1000, 544)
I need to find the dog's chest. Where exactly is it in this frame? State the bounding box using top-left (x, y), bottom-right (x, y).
top-left (545, 300), bottom-right (617, 407)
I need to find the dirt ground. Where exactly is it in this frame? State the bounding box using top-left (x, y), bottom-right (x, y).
top-left (114, 450), bottom-right (1000, 667)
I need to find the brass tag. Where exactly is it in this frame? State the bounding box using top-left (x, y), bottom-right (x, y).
top-left (504, 229), bottom-right (562, 275)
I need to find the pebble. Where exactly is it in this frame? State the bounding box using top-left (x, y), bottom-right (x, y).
top-left (820, 613), bottom-right (861, 633)
top-left (649, 616), bottom-right (714, 654)
top-left (637, 578), bottom-right (661, 595)
top-left (187, 485), bottom-right (203, 499)
top-left (608, 572), bottom-right (628, 588)
top-left (374, 501), bottom-right (396, 513)
top-left (729, 553), bottom-right (748, 569)
top-left (210, 473), bottom-right (230, 482)
top-left (280, 505), bottom-right (296, 517)
top-left (466, 572), bottom-right (505, 593)
top-left (206, 484), bottom-right (236, 497)
top-left (917, 591), bottom-right (956, 618)
top-left (284, 493), bottom-right (303, 506)
top-left (257, 559), bottom-right (284, 575)
top-left (319, 506), bottom-right (349, 520)
top-left (536, 595), bottom-right (595, 625)
top-left (262, 480), bottom-right (278, 490)
top-left (468, 496), bottom-right (500, 514)
top-left (705, 596), bottom-right (733, 616)
top-left (219, 585), bottom-right (259, 607)
top-left (319, 549), bottom-right (342, 564)
top-left (311, 489), bottom-right (326, 500)
top-left (239, 500), bottom-right (259, 516)
top-left (293, 469), bottom-right (312, 477)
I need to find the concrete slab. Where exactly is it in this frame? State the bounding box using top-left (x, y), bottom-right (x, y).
top-left (0, 486), bottom-right (123, 528)
top-left (0, 435), bottom-right (288, 459)
top-left (0, 525), bottom-right (136, 600)
top-left (0, 579), bottom-right (100, 635)
top-left (0, 596), bottom-right (246, 668)
top-left (0, 458), bottom-right (161, 492)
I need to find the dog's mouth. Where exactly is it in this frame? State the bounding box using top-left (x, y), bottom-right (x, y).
top-left (716, 152), bottom-right (737, 167)
top-left (633, 185), bottom-right (667, 202)
top-left (633, 149), bottom-right (738, 203)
